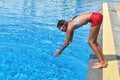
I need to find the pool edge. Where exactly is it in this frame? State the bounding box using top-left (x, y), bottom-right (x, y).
top-left (87, 3), bottom-right (120, 80)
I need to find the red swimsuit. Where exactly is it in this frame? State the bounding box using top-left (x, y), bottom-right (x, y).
top-left (89, 12), bottom-right (103, 27)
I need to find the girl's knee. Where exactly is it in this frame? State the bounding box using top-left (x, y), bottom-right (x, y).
top-left (88, 40), bottom-right (97, 46)
top-left (88, 40), bottom-right (93, 45)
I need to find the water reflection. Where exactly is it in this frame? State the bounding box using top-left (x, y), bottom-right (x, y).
top-left (23, 0), bottom-right (36, 17)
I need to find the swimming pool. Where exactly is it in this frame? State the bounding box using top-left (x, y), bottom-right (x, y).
top-left (0, 0), bottom-right (120, 80)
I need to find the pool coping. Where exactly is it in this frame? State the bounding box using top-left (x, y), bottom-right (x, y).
top-left (87, 3), bottom-right (120, 80)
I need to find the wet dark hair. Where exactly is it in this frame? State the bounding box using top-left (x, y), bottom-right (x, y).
top-left (57, 20), bottom-right (66, 29)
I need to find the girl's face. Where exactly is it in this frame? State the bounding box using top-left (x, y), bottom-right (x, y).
top-left (60, 25), bottom-right (67, 32)
top-left (59, 21), bottom-right (68, 32)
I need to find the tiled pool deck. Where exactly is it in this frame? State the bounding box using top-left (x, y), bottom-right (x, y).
top-left (87, 3), bottom-right (120, 80)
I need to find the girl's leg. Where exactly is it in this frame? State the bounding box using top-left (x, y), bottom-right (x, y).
top-left (93, 26), bottom-right (104, 64)
top-left (88, 24), bottom-right (107, 69)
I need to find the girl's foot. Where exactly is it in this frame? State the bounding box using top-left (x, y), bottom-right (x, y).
top-left (92, 61), bottom-right (108, 69)
top-left (94, 61), bottom-right (100, 65)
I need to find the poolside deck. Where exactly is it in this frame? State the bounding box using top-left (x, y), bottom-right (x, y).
top-left (87, 3), bottom-right (120, 80)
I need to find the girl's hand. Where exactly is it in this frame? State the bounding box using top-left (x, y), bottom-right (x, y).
top-left (54, 50), bottom-right (61, 57)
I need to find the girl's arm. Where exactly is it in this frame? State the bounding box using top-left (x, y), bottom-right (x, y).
top-left (54, 27), bottom-right (74, 57)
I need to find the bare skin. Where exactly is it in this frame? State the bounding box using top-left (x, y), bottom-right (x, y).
top-left (88, 24), bottom-right (107, 69)
top-left (54, 12), bottom-right (107, 69)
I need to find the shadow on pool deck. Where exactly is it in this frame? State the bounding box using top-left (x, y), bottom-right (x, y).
top-left (90, 54), bottom-right (120, 61)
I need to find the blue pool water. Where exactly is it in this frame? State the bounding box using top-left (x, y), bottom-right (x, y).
top-left (0, 0), bottom-right (120, 80)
